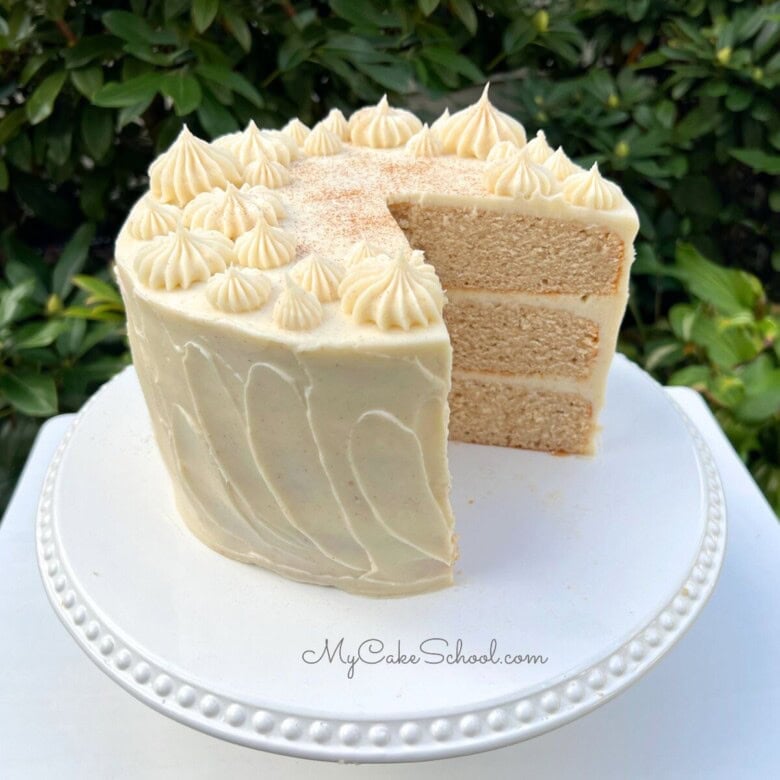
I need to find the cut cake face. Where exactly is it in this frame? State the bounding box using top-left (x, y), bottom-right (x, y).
top-left (114, 87), bottom-right (638, 596)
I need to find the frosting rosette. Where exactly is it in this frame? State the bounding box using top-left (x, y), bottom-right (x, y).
top-left (349, 95), bottom-right (422, 149)
top-left (405, 124), bottom-right (443, 158)
top-left (183, 183), bottom-right (275, 238)
top-left (343, 239), bottom-right (381, 269)
top-left (562, 162), bottom-right (620, 210)
top-left (234, 220), bottom-right (296, 270)
top-left (245, 158), bottom-right (290, 189)
top-left (217, 120), bottom-right (292, 166)
top-left (273, 275), bottom-right (323, 330)
top-left (303, 123), bottom-right (343, 156)
top-left (321, 108), bottom-right (350, 141)
top-left (148, 126), bottom-right (241, 207)
top-left (282, 117), bottom-right (310, 146)
top-left (523, 129), bottom-right (555, 164)
top-left (134, 223), bottom-right (234, 290)
top-left (291, 254), bottom-right (345, 302)
top-left (128, 195), bottom-right (180, 240)
top-left (206, 266), bottom-right (272, 313)
top-left (544, 146), bottom-right (581, 181)
top-left (438, 84), bottom-right (527, 159)
top-left (486, 140), bottom-right (521, 163)
top-left (484, 153), bottom-right (557, 199)
top-left (339, 250), bottom-right (444, 331)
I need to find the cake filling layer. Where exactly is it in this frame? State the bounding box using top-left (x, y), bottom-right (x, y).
top-left (449, 370), bottom-right (594, 454)
top-left (444, 295), bottom-right (599, 379)
top-left (388, 202), bottom-right (624, 295)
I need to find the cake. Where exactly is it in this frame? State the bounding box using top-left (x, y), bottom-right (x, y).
top-left (114, 86), bottom-right (639, 597)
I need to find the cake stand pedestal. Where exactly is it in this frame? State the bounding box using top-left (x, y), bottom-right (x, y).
top-left (36, 356), bottom-right (725, 763)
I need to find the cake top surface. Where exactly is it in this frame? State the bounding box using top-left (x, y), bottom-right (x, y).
top-left (115, 86), bottom-right (639, 349)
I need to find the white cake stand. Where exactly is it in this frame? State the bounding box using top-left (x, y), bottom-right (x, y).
top-left (36, 356), bottom-right (726, 763)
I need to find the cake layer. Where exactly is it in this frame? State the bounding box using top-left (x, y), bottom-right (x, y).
top-left (389, 201), bottom-right (624, 295)
top-left (444, 291), bottom-right (599, 379)
top-left (449, 370), bottom-right (594, 454)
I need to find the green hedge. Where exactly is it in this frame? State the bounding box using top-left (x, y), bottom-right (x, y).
top-left (1, 0), bottom-right (778, 514)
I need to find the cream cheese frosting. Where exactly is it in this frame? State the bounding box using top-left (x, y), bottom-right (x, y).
top-left (206, 266), bottom-right (272, 313)
top-left (183, 182), bottom-right (270, 238)
top-left (405, 124), bottom-right (443, 158)
top-left (149, 126), bottom-right (242, 206)
top-left (563, 162), bottom-right (620, 210)
top-left (291, 254), bottom-right (345, 302)
top-left (321, 108), bottom-right (350, 141)
top-left (273, 275), bottom-right (324, 330)
top-left (282, 117), bottom-right (310, 146)
top-left (127, 195), bottom-right (179, 240)
top-left (484, 153), bottom-right (557, 198)
top-left (234, 219), bottom-right (296, 270)
top-left (349, 95), bottom-right (422, 148)
top-left (303, 123), bottom-right (343, 156)
top-left (245, 157), bottom-right (290, 188)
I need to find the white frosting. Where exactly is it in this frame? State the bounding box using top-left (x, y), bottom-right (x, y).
top-left (439, 84), bottom-right (527, 159)
top-left (430, 108), bottom-right (450, 137)
top-left (484, 154), bottom-right (557, 198)
top-left (148, 126), bottom-right (242, 206)
top-left (321, 108), bottom-right (350, 141)
top-left (282, 118), bottom-right (310, 146)
top-left (343, 239), bottom-right (380, 268)
top-left (349, 95), bottom-right (422, 149)
top-left (206, 266), bottom-right (272, 313)
top-left (405, 124), bottom-right (443, 158)
top-left (544, 146), bottom-right (581, 180)
top-left (524, 129), bottom-right (554, 164)
top-left (219, 120), bottom-right (292, 166)
top-left (563, 163), bottom-right (620, 210)
top-left (245, 158), bottom-right (290, 189)
top-left (128, 195), bottom-right (179, 240)
top-left (273, 276), bottom-right (323, 330)
top-left (183, 183), bottom-right (271, 238)
top-left (134, 223), bottom-right (233, 290)
top-left (291, 254), bottom-right (345, 302)
top-left (486, 140), bottom-right (521, 163)
top-left (233, 220), bottom-right (296, 270)
top-left (263, 129), bottom-right (299, 162)
top-left (303, 123), bottom-right (343, 156)
top-left (240, 185), bottom-right (286, 222)
top-left (339, 251), bottom-right (445, 331)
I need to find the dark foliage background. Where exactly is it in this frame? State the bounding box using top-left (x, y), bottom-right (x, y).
top-left (1, 0), bottom-right (778, 513)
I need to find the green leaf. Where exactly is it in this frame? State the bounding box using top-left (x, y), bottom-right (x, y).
top-left (62, 35), bottom-right (119, 68)
top-left (80, 105), bottom-right (114, 159)
top-left (419, 0), bottom-right (439, 16)
top-left (161, 71), bottom-right (203, 115)
top-left (734, 356), bottom-right (780, 422)
top-left (102, 11), bottom-right (176, 45)
top-left (92, 73), bottom-right (159, 108)
top-left (729, 148), bottom-right (780, 175)
top-left (675, 243), bottom-right (763, 316)
top-left (192, 0), bottom-right (219, 33)
top-left (450, 0), bottom-right (477, 34)
top-left (423, 46), bottom-right (483, 81)
top-left (0, 372), bottom-right (57, 417)
top-left (52, 224), bottom-right (96, 299)
top-left (11, 320), bottom-right (70, 350)
top-left (329, 0), bottom-right (400, 27)
top-left (70, 67), bottom-right (104, 100)
top-left (20, 53), bottom-right (52, 86)
top-left (0, 108), bottom-right (27, 145)
top-left (279, 36), bottom-right (312, 71)
top-left (0, 158), bottom-right (8, 191)
top-left (26, 71), bottom-right (67, 125)
top-left (668, 365), bottom-right (710, 388)
top-left (354, 61), bottom-right (414, 93)
top-left (503, 16), bottom-right (536, 54)
top-left (72, 275), bottom-right (123, 306)
top-left (221, 6), bottom-right (251, 51)
top-left (116, 96), bottom-right (155, 129)
top-left (196, 87), bottom-right (239, 138)
top-left (0, 280), bottom-right (36, 328)
top-left (195, 64), bottom-right (264, 107)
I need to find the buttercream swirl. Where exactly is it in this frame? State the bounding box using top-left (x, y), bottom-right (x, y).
top-left (343, 239), bottom-right (380, 268)
top-left (349, 95), bottom-right (422, 149)
top-left (524, 129), bottom-right (554, 164)
top-left (183, 183), bottom-right (271, 238)
top-left (322, 108), bottom-right (350, 141)
top-left (234, 220), bottom-right (296, 269)
top-left (486, 140), bottom-right (521, 163)
top-left (430, 108), bottom-right (450, 138)
top-left (291, 254), bottom-right (345, 302)
top-left (439, 84), bottom-right (527, 159)
top-left (303, 123), bottom-right (343, 156)
top-left (282, 117), bottom-right (310, 146)
top-left (128, 195), bottom-right (180, 240)
top-left (218, 120), bottom-right (292, 166)
top-left (245, 158), bottom-right (290, 189)
top-left (134, 223), bottom-right (233, 290)
top-left (339, 250), bottom-right (444, 331)
top-left (484, 154), bottom-right (557, 199)
top-left (148, 126), bottom-right (241, 207)
top-left (263, 129), bottom-right (299, 161)
top-left (544, 146), bottom-right (581, 180)
top-left (240, 185), bottom-right (286, 222)
top-left (405, 124), bottom-right (443, 158)
top-left (273, 276), bottom-right (323, 330)
top-left (206, 266), bottom-right (272, 313)
top-left (562, 162), bottom-right (620, 210)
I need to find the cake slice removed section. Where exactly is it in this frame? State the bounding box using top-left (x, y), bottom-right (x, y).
top-left (387, 175), bottom-right (638, 454)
